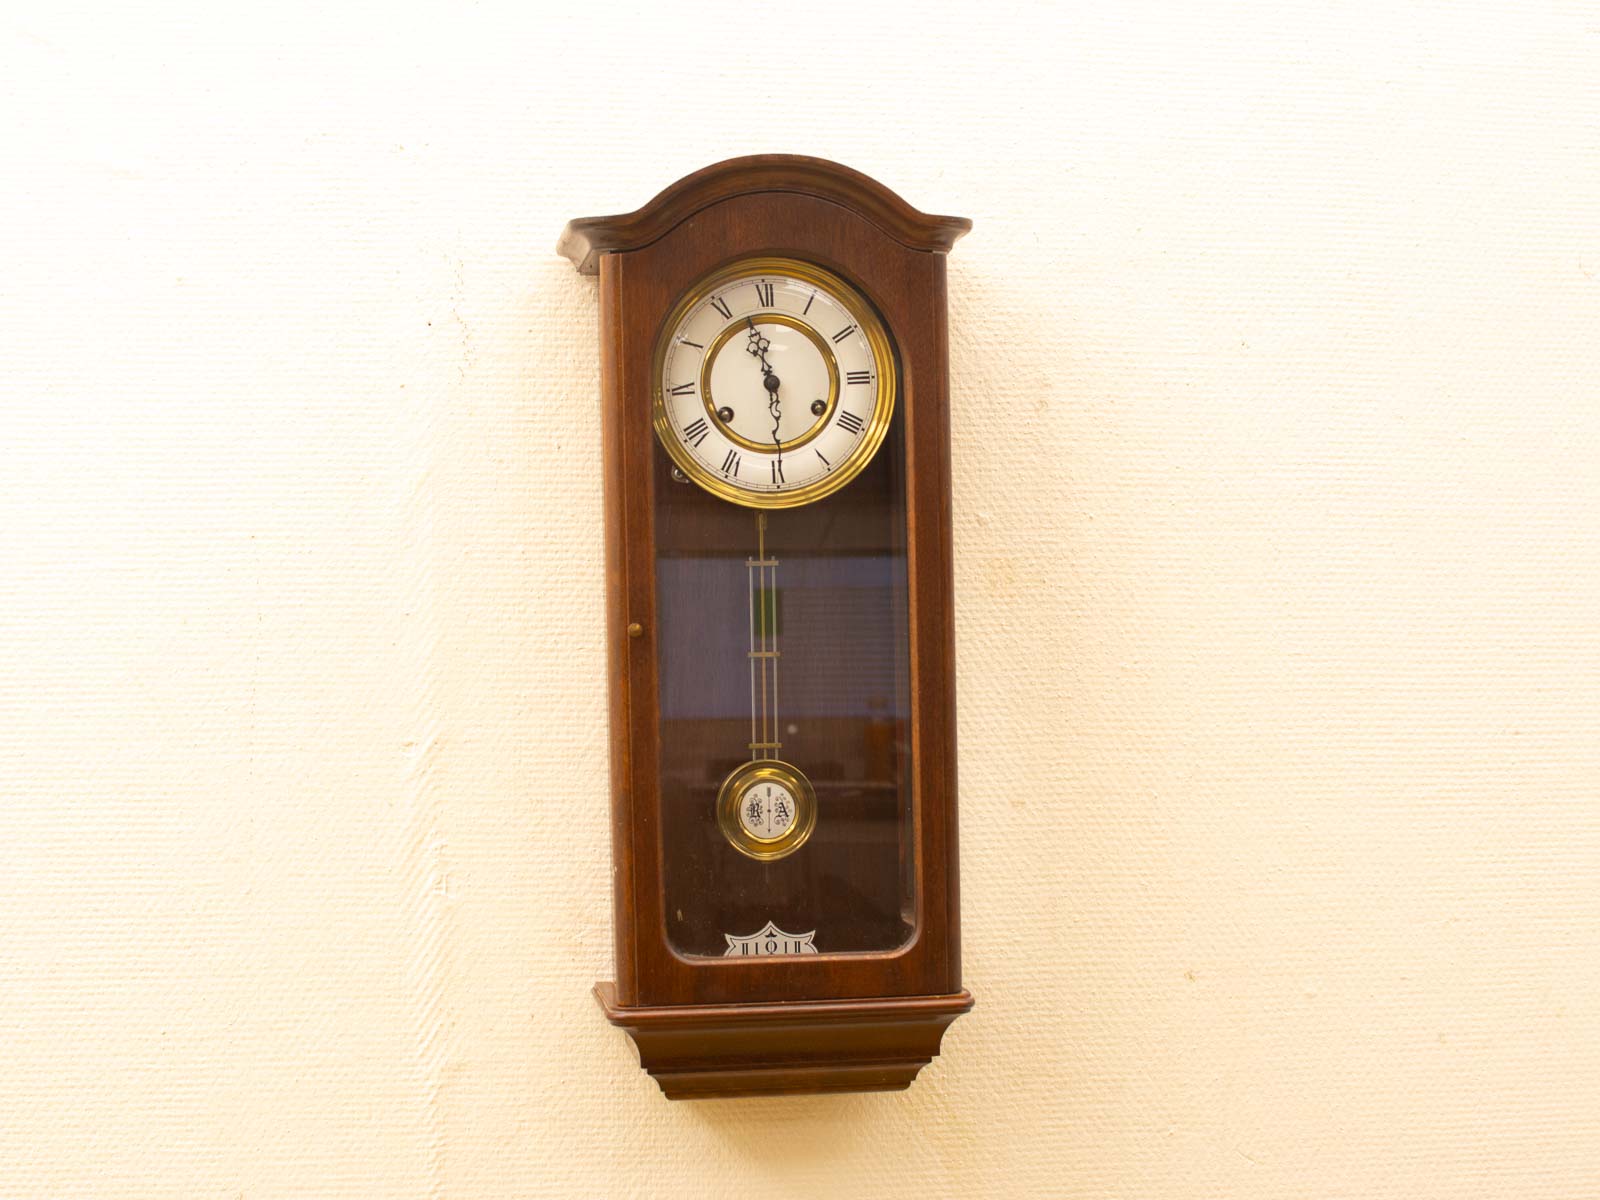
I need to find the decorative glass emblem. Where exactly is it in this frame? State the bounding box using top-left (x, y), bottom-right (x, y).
top-left (723, 920), bottom-right (818, 957)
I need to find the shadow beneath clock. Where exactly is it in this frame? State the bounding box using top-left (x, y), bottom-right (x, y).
top-left (674, 1081), bottom-right (921, 1167)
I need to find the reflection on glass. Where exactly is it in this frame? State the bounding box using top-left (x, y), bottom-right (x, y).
top-left (655, 412), bottom-right (915, 957)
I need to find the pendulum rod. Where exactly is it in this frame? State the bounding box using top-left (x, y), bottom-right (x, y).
top-left (747, 511), bottom-right (781, 761)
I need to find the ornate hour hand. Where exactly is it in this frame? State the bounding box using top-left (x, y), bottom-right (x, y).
top-left (745, 318), bottom-right (771, 365)
top-left (746, 318), bottom-right (783, 458)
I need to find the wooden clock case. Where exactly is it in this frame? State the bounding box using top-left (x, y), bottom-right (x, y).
top-left (559, 156), bottom-right (972, 1099)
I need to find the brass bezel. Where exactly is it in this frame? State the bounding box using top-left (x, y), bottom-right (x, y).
top-left (652, 256), bottom-right (897, 510)
top-left (699, 313), bottom-right (840, 453)
top-left (716, 759), bottom-right (818, 861)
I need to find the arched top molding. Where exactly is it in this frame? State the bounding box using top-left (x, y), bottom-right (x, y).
top-left (557, 155), bottom-right (971, 275)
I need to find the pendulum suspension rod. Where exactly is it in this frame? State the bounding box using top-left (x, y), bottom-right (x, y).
top-left (747, 511), bottom-right (781, 761)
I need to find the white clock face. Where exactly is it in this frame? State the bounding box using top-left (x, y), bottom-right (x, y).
top-left (654, 260), bottom-right (894, 508)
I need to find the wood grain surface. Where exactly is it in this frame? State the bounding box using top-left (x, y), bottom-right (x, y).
top-left (571, 157), bottom-right (971, 1095)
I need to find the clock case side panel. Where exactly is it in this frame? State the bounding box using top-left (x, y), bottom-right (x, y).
top-left (597, 251), bottom-right (652, 1007)
top-left (917, 254), bottom-right (964, 990)
top-left (597, 190), bottom-right (965, 1011)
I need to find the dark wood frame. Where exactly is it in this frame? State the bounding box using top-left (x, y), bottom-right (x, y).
top-left (561, 156), bottom-right (973, 1098)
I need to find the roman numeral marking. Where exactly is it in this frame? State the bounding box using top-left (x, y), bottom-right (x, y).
top-left (753, 281), bottom-right (774, 307)
top-left (721, 449), bottom-right (741, 477)
top-left (815, 448), bottom-right (831, 468)
top-left (709, 296), bottom-right (732, 320)
top-left (832, 324), bottom-right (857, 343)
top-left (845, 371), bottom-right (871, 385)
top-left (682, 417), bottom-right (709, 447)
top-left (668, 382), bottom-right (695, 396)
top-left (770, 459), bottom-right (785, 485)
top-left (837, 410), bottom-right (865, 436)
top-left (803, 290), bottom-right (816, 315)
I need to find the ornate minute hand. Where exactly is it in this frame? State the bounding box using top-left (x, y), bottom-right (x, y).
top-left (745, 318), bottom-right (783, 465)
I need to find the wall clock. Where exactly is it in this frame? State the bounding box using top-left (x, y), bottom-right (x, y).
top-left (559, 156), bottom-right (972, 1099)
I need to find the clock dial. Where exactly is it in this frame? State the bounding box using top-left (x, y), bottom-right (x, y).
top-left (653, 258), bottom-right (895, 508)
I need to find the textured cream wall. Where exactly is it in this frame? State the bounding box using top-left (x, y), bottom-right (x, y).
top-left (4, 3), bottom-right (1600, 1196)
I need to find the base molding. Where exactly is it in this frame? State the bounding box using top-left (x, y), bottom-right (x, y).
top-left (595, 982), bottom-right (974, 1100)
